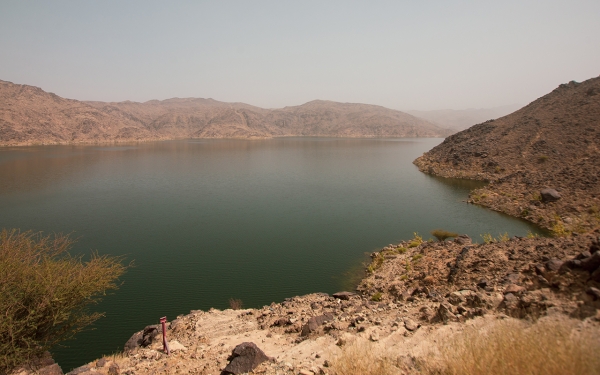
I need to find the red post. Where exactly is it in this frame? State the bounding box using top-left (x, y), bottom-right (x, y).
top-left (160, 316), bottom-right (170, 355)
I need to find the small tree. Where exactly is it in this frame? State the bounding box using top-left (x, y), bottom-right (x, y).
top-left (0, 229), bottom-right (127, 372)
top-left (431, 229), bottom-right (459, 242)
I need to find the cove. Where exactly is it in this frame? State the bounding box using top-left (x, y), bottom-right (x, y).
top-left (0, 138), bottom-right (544, 370)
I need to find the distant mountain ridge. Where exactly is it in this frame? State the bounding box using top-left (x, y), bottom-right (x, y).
top-left (0, 80), bottom-right (452, 146)
top-left (406, 104), bottom-right (522, 131)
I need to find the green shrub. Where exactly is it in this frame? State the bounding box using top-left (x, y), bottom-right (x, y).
top-left (0, 229), bottom-right (127, 372)
top-left (430, 229), bottom-right (459, 242)
top-left (371, 292), bottom-right (383, 302)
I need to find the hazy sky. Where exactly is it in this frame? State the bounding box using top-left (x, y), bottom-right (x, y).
top-left (1, 1), bottom-right (598, 110)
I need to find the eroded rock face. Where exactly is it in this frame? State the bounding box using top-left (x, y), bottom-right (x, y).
top-left (222, 342), bottom-right (270, 375)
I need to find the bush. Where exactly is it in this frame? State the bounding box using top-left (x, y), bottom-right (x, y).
top-left (0, 229), bottom-right (127, 372)
top-left (430, 229), bottom-right (459, 242)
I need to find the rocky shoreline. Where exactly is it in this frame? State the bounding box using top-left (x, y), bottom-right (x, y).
top-left (15, 229), bottom-right (600, 375)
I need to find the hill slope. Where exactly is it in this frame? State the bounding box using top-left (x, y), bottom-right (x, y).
top-left (414, 76), bottom-right (600, 233)
top-left (0, 80), bottom-right (452, 146)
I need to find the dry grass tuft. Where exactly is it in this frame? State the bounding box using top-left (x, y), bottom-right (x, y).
top-left (330, 340), bottom-right (399, 375)
top-left (424, 318), bottom-right (600, 375)
top-left (228, 298), bottom-right (243, 310)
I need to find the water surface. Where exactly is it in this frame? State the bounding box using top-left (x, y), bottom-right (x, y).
top-left (0, 138), bottom-right (543, 369)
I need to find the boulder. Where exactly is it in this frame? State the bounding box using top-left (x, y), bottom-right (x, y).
top-left (454, 235), bottom-right (472, 245)
top-left (504, 284), bottom-right (526, 294)
top-left (546, 258), bottom-right (564, 271)
top-left (540, 188), bottom-right (561, 202)
top-left (332, 291), bottom-right (356, 300)
top-left (223, 342), bottom-right (270, 375)
top-left (39, 364), bottom-right (63, 375)
top-left (436, 303), bottom-right (458, 324)
top-left (301, 314), bottom-right (334, 336)
top-left (404, 318), bottom-right (419, 331)
top-left (580, 252), bottom-right (600, 272)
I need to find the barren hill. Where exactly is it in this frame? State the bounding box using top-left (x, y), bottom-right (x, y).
top-left (414, 75), bottom-right (600, 233)
top-left (0, 80), bottom-right (452, 146)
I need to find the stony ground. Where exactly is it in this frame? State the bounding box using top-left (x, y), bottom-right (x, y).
top-left (18, 229), bottom-right (600, 375)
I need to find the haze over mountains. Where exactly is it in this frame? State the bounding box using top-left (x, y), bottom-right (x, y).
top-left (0, 80), bottom-right (453, 146)
top-left (406, 104), bottom-right (522, 131)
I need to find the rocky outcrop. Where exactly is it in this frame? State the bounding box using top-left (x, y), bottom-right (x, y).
top-left (47, 230), bottom-right (599, 375)
top-left (414, 75), bottom-right (600, 233)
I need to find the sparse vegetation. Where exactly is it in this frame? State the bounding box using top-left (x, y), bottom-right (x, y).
top-left (412, 254), bottom-right (423, 262)
top-left (228, 298), bottom-right (243, 310)
top-left (527, 230), bottom-right (540, 239)
top-left (330, 340), bottom-right (398, 375)
top-left (370, 292), bottom-right (382, 302)
top-left (430, 229), bottom-right (459, 242)
top-left (538, 154), bottom-right (549, 163)
top-left (498, 232), bottom-right (510, 242)
top-left (481, 233), bottom-right (495, 244)
top-left (0, 229), bottom-right (127, 373)
top-left (408, 232), bottom-right (423, 248)
top-left (423, 318), bottom-right (600, 375)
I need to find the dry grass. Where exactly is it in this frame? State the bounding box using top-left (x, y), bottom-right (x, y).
top-left (330, 340), bottom-right (399, 375)
top-left (424, 318), bottom-right (600, 375)
top-left (228, 298), bottom-right (243, 310)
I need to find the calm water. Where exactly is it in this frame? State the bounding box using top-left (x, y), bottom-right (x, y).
top-left (0, 138), bottom-right (543, 370)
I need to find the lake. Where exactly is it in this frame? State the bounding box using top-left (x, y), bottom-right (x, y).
top-left (0, 138), bottom-right (544, 370)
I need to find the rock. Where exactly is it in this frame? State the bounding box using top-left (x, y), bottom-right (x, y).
top-left (586, 287), bottom-right (600, 300)
top-left (301, 314), bottom-right (334, 336)
top-left (123, 331), bottom-right (143, 352)
top-left (436, 303), bottom-right (458, 324)
top-left (332, 291), bottom-right (356, 300)
top-left (504, 273), bottom-right (521, 284)
top-left (502, 293), bottom-right (520, 312)
top-left (271, 317), bottom-right (291, 327)
top-left (504, 284), bottom-right (526, 294)
top-left (448, 290), bottom-right (475, 305)
top-left (223, 342), bottom-right (270, 375)
top-left (369, 330), bottom-right (380, 341)
top-left (108, 363), bottom-right (119, 375)
top-left (477, 279), bottom-right (488, 288)
top-left (454, 234), bottom-right (472, 245)
top-left (540, 188), bottom-right (561, 202)
top-left (66, 366), bottom-right (91, 375)
top-left (580, 252), bottom-right (600, 272)
top-left (404, 318), bottom-right (419, 331)
top-left (168, 340), bottom-right (187, 352)
top-left (96, 358), bottom-right (107, 367)
top-left (39, 364), bottom-right (63, 375)
top-left (546, 258), bottom-right (564, 271)
top-left (299, 370), bottom-right (314, 375)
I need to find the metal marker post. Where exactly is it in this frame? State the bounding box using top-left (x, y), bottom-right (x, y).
top-left (160, 316), bottom-right (170, 355)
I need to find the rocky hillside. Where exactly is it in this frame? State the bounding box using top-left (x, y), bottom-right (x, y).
top-left (0, 80), bottom-right (452, 146)
top-left (17, 231), bottom-right (600, 375)
top-left (414, 76), bottom-right (600, 234)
